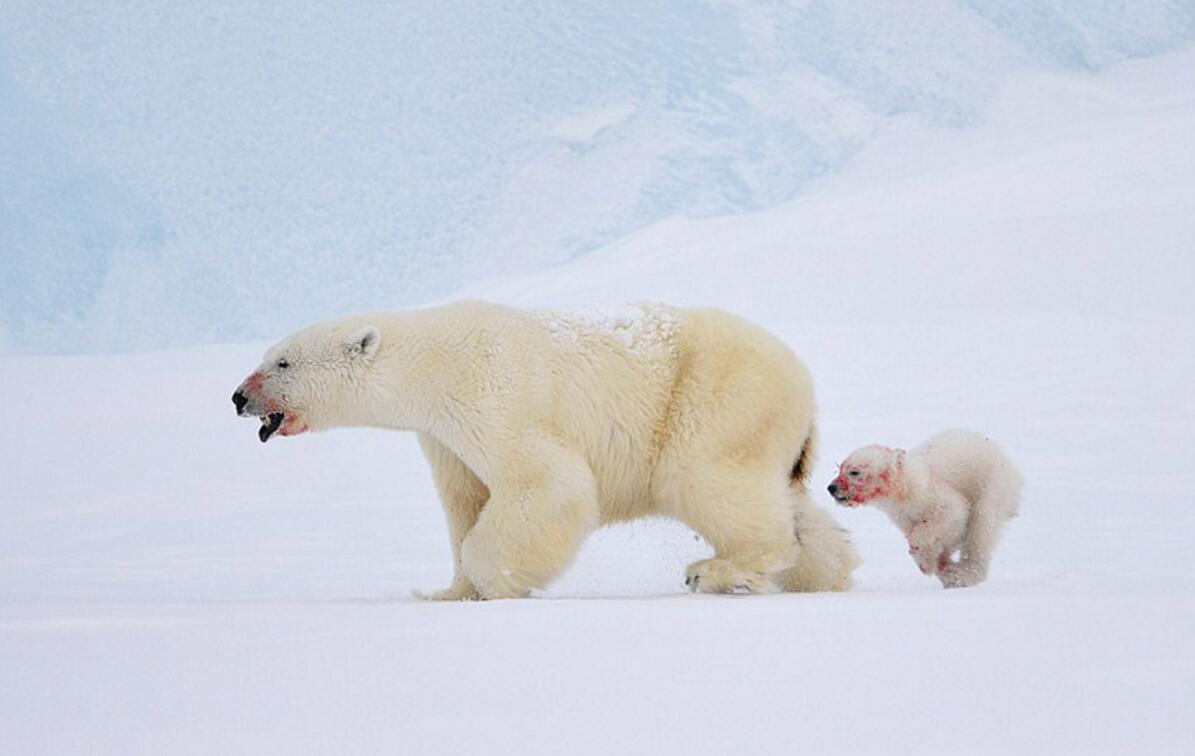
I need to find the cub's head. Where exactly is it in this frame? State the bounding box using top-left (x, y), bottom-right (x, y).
top-left (232, 320), bottom-right (381, 442)
top-left (827, 444), bottom-right (905, 507)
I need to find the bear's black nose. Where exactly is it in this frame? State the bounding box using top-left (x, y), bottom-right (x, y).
top-left (232, 390), bottom-right (248, 414)
top-left (827, 483), bottom-right (838, 496)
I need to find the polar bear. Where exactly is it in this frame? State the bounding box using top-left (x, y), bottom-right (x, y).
top-left (828, 430), bottom-right (1022, 588)
top-left (232, 300), bottom-right (858, 599)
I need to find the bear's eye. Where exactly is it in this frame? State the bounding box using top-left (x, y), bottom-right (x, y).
top-left (848, 470), bottom-right (860, 478)
top-left (276, 359), bottom-right (290, 370)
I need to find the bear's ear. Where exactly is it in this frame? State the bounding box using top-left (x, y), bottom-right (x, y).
top-left (346, 326), bottom-right (381, 360)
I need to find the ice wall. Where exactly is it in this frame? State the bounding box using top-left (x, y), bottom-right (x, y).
top-left (2, 1), bottom-right (1193, 353)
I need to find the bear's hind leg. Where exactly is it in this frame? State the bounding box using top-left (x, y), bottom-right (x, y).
top-left (459, 437), bottom-right (600, 599)
top-left (665, 464), bottom-right (798, 595)
top-left (684, 557), bottom-right (778, 594)
top-left (772, 492), bottom-right (859, 592)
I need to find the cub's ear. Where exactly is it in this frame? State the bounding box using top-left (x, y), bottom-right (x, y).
top-left (893, 449), bottom-right (907, 468)
top-left (346, 326), bottom-right (381, 360)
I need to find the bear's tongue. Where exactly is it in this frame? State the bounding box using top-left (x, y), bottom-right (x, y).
top-left (259, 412), bottom-right (284, 443)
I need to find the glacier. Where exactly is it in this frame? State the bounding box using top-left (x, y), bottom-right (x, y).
top-left (1, 1), bottom-right (1194, 353)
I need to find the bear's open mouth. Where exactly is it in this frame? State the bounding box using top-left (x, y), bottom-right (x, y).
top-left (259, 412), bottom-right (284, 443)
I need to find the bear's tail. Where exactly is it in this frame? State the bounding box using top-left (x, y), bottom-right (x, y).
top-left (789, 420), bottom-right (817, 487)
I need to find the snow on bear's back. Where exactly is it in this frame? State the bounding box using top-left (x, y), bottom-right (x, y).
top-left (533, 302), bottom-right (681, 361)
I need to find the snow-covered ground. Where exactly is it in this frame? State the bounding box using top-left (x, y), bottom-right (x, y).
top-left (3, 48), bottom-right (1194, 755)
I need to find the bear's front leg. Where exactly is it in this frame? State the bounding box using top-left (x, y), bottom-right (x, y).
top-left (415, 434), bottom-right (489, 601)
top-left (413, 577), bottom-right (481, 602)
top-left (459, 438), bottom-right (600, 599)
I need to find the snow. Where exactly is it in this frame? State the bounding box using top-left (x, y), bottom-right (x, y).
top-left (2, 34), bottom-right (1195, 756)
top-left (535, 303), bottom-right (679, 352)
top-left (3, 1), bottom-right (1195, 353)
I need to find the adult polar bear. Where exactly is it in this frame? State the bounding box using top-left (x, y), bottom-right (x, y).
top-left (232, 300), bottom-right (858, 599)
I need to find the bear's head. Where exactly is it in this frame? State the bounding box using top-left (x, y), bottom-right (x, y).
top-left (827, 445), bottom-right (905, 507)
top-left (232, 320), bottom-right (381, 442)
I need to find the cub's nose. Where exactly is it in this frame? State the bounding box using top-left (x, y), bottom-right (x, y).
top-left (232, 389), bottom-right (249, 414)
top-left (827, 482), bottom-right (839, 496)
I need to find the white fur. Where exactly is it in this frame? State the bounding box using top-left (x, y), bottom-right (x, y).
top-left (234, 300), bottom-right (859, 599)
top-left (830, 429), bottom-right (1022, 588)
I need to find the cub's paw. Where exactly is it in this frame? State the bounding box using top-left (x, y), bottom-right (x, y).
top-left (684, 558), bottom-right (774, 595)
top-left (938, 562), bottom-right (984, 589)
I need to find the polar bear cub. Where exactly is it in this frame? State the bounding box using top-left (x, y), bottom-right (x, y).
top-left (828, 429), bottom-right (1022, 588)
top-left (233, 299), bottom-right (859, 599)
